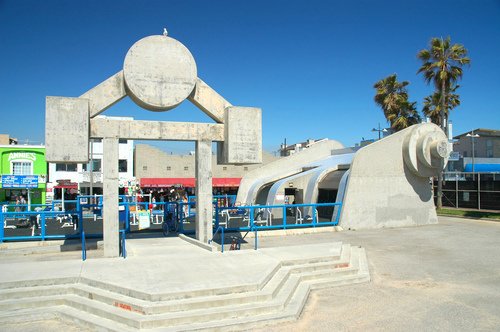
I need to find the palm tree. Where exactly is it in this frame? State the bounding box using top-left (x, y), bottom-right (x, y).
top-left (417, 37), bottom-right (470, 134)
top-left (422, 85), bottom-right (461, 126)
top-left (374, 74), bottom-right (420, 131)
top-left (390, 101), bottom-right (421, 131)
top-left (417, 36), bottom-right (470, 209)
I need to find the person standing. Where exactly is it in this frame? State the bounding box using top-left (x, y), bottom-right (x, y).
top-left (19, 196), bottom-right (26, 211)
top-left (15, 196), bottom-right (21, 212)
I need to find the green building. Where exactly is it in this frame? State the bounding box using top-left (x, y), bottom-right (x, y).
top-left (0, 145), bottom-right (47, 206)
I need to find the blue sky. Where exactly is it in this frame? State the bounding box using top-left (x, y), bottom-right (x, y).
top-left (0, 0), bottom-right (499, 154)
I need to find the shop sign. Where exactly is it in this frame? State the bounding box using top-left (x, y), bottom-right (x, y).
top-left (8, 152), bottom-right (37, 161)
top-left (1, 175), bottom-right (39, 188)
top-left (448, 151), bottom-right (460, 161)
top-left (137, 211), bottom-right (151, 230)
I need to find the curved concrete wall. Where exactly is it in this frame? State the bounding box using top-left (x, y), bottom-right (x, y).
top-left (339, 123), bottom-right (448, 229)
top-left (236, 140), bottom-right (344, 205)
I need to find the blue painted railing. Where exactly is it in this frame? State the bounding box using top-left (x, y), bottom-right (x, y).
top-left (81, 230), bottom-right (86, 261)
top-left (1, 196), bottom-right (342, 254)
top-left (209, 225), bottom-right (225, 253)
top-left (215, 202), bottom-right (342, 250)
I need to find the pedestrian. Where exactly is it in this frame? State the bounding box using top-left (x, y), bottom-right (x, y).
top-left (182, 193), bottom-right (189, 219)
top-left (15, 196), bottom-right (21, 212)
top-left (19, 196), bottom-right (26, 211)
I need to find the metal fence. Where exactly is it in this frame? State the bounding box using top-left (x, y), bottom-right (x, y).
top-left (435, 172), bottom-right (500, 211)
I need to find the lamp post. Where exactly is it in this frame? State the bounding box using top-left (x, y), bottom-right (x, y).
top-left (466, 131), bottom-right (480, 172)
top-left (372, 123), bottom-right (388, 140)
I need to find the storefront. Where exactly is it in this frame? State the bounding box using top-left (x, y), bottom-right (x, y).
top-left (139, 177), bottom-right (241, 196)
top-left (0, 146), bottom-right (47, 205)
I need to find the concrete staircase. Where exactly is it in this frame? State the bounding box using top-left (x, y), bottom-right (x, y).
top-left (0, 244), bottom-right (369, 331)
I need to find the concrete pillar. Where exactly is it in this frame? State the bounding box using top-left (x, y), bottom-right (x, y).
top-left (195, 140), bottom-right (213, 243)
top-left (103, 137), bottom-right (119, 257)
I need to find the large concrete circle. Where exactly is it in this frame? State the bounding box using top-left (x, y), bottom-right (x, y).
top-left (123, 35), bottom-right (197, 111)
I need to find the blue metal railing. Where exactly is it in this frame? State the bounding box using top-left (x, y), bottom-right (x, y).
top-left (209, 225), bottom-right (225, 253)
top-left (215, 202), bottom-right (342, 250)
top-left (0, 210), bottom-right (80, 242)
top-left (81, 230), bottom-right (86, 261)
top-left (120, 230), bottom-right (127, 258)
top-left (1, 196), bottom-right (342, 254)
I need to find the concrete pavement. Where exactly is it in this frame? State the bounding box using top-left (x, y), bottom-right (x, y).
top-left (251, 216), bottom-right (500, 331)
top-left (0, 216), bottom-right (499, 331)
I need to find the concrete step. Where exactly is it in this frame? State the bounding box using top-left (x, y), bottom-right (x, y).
top-left (151, 249), bottom-right (369, 331)
top-left (0, 276), bottom-right (77, 290)
top-left (55, 305), bottom-right (135, 332)
top-left (0, 243), bottom-right (369, 331)
top-left (0, 245), bottom-right (364, 330)
top-left (0, 244), bottom-right (351, 315)
top-left (0, 305), bottom-right (134, 332)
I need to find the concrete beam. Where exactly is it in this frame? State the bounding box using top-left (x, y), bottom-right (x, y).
top-left (217, 106), bottom-right (262, 165)
top-left (80, 71), bottom-right (126, 118)
top-left (90, 118), bottom-right (225, 141)
top-left (102, 137), bottom-right (119, 258)
top-left (45, 97), bottom-right (89, 163)
top-left (188, 78), bottom-right (231, 123)
top-left (195, 140), bottom-right (213, 243)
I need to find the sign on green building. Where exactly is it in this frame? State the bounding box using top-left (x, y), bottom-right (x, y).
top-left (0, 146), bottom-right (47, 205)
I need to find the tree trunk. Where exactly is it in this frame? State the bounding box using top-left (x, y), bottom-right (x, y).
top-left (436, 171), bottom-right (443, 210)
top-left (436, 79), bottom-right (447, 209)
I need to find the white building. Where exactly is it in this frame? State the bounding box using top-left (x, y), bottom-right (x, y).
top-left (47, 117), bottom-right (135, 200)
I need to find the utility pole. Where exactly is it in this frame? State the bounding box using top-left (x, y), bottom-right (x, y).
top-left (372, 123), bottom-right (387, 140)
top-left (466, 130), bottom-right (480, 172)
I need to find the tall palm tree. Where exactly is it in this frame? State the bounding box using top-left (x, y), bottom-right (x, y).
top-left (422, 85), bottom-right (461, 126)
top-left (417, 36), bottom-right (470, 209)
top-left (390, 101), bottom-right (421, 131)
top-left (417, 37), bottom-right (470, 135)
top-left (374, 74), bottom-right (420, 131)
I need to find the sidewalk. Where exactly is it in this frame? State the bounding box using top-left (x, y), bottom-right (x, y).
top-left (252, 216), bottom-right (500, 331)
top-left (1, 216), bottom-right (499, 331)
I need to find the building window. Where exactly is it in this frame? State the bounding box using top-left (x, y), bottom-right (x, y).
top-left (119, 139), bottom-right (128, 144)
top-left (244, 166), bottom-right (248, 171)
top-left (118, 159), bottom-right (127, 172)
top-left (167, 166), bottom-right (171, 171)
top-left (12, 161), bottom-right (32, 175)
top-left (486, 140), bottom-right (493, 158)
top-left (223, 166), bottom-right (227, 171)
top-left (82, 160), bottom-right (101, 172)
top-left (184, 166), bottom-right (189, 171)
top-left (55, 163), bottom-right (77, 172)
top-left (143, 166), bottom-right (148, 171)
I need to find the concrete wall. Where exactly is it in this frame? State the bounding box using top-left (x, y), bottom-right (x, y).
top-left (134, 144), bottom-right (278, 180)
top-left (217, 106), bottom-right (262, 165)
top-left (236, 140), bottom-right (344, 205)
top-left (454, 134), bottom-right (500, 158)
top-left (0, 135), bottom-right (11, 145)
top-left (45, 97), bottom-right (89, 163)
top-left (339, 123), bottom-right (448, 229)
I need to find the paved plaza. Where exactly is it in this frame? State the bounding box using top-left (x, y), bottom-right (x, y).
top-left (0, 216), bottom-right (499, 331)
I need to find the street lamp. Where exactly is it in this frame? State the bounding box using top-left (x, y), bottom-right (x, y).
top-left (372, 123), bottom-right (388, 140)
top-left (466, 131), bottom-right (480, 172)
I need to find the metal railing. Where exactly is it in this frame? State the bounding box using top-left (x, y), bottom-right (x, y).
top-left (215, 202), bottom-right (342, 250)
top-left (209, 225), bottom-right (225, 253)
top-left (1, 197), bottom-right (343, 255)
top-left (81, 230), bottom-right (86, 261)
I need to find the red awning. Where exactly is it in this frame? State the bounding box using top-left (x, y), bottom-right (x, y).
top-left (140, 178), bottom-right (241, 188)
top-left (53, 180), bottom-right (78, 189)
top-left (140, 178), bottom-right (195, 188)
top-left (212, 178), bottom-right (241, 187)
